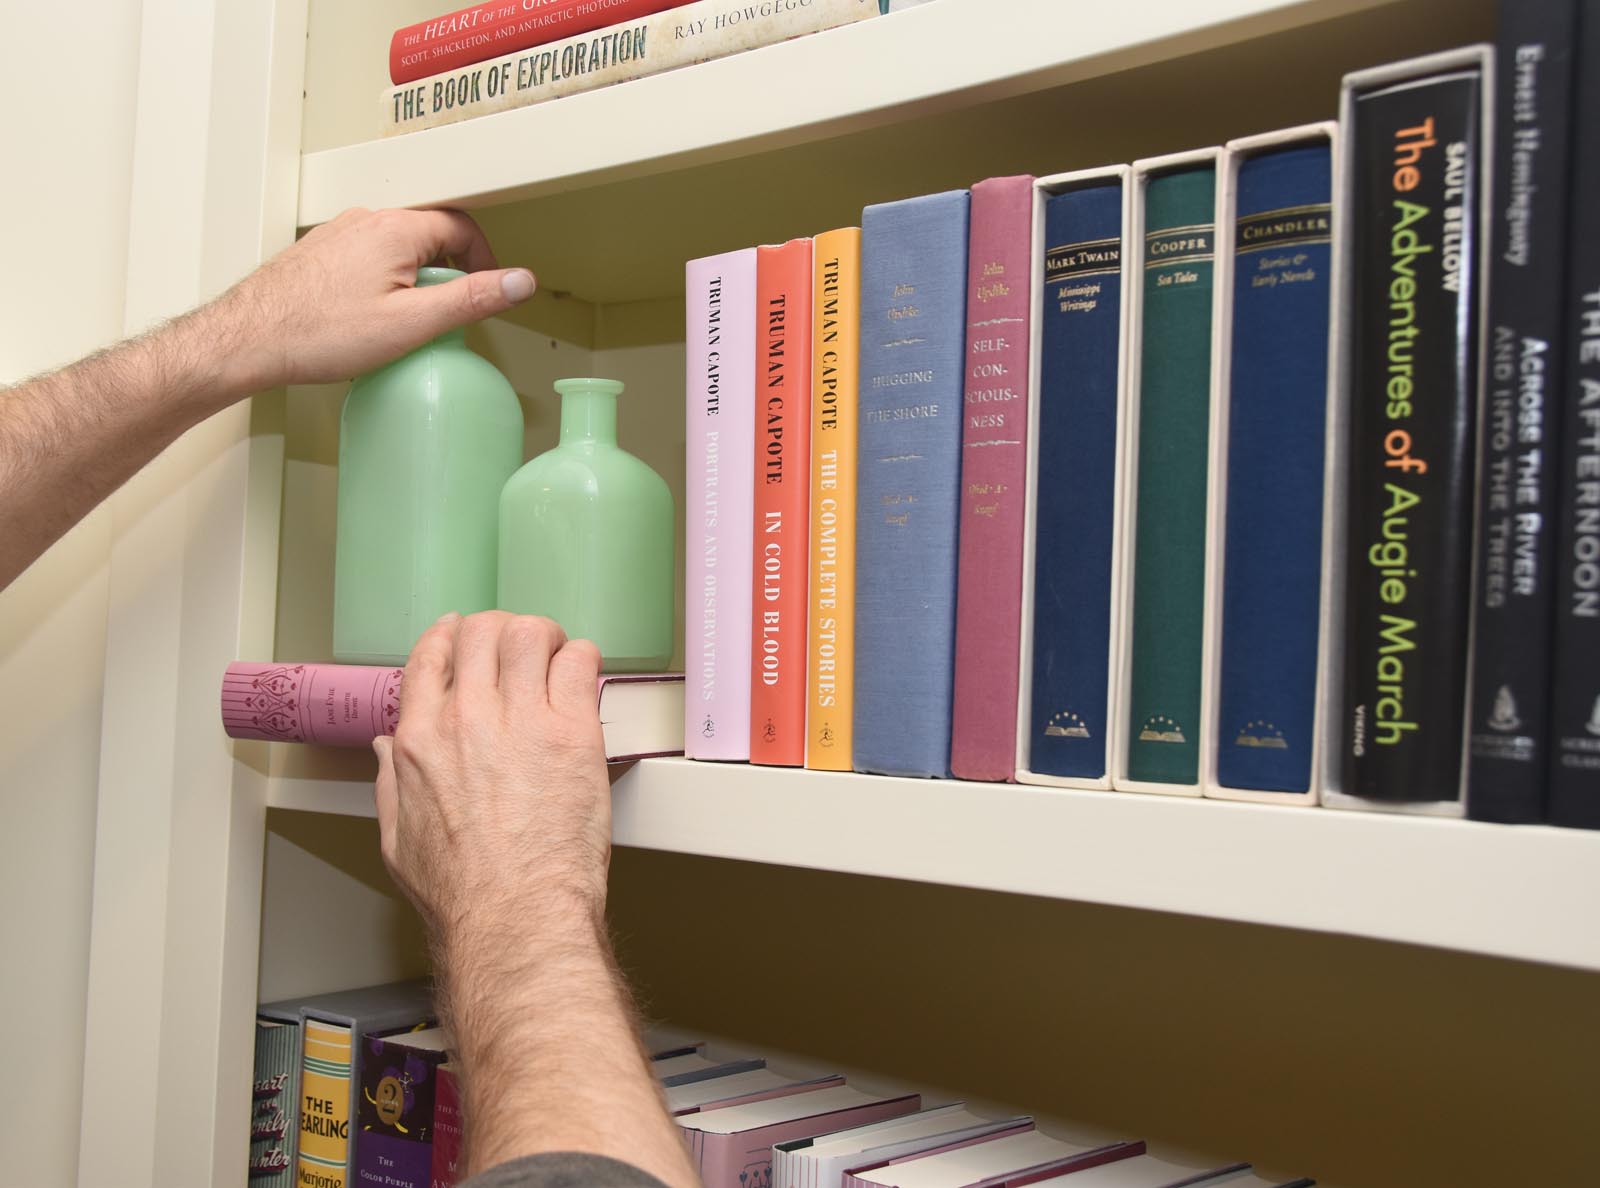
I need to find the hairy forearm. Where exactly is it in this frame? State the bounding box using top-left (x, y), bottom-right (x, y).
top-left (439, 899), bottom-right (698, 1187)
top-left (0, 299), bottom-right (252, 589)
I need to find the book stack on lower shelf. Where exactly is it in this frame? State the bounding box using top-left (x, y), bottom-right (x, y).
top-left (682, 4), bottom-right (1600, 828)
top-left (250, 983), bottom-right (1313, 1188)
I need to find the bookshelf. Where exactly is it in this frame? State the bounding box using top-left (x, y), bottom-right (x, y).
top-left (83, 0), bottom-right (1600, 1185)
top-left (267, 756), bottom-right (1600, 971)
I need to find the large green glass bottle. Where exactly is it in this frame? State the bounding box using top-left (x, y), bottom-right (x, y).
top-left (498, 377), bottom-right (674, 671)
top-left (333, 267), bottom-right (524, 664)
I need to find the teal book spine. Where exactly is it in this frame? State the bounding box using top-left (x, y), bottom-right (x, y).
top-left (250, 1017), bottom-right (299, 1187)
top-left (1125, 163), bottom-right (1218, 786)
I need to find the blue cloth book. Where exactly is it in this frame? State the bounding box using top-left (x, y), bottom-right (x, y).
top-left (853, 189), bottom-right (971, 777)
top-left (1215, 142), bottom-right (1333, 792)
top-left (1027, 181), bottom-right (1125, 780)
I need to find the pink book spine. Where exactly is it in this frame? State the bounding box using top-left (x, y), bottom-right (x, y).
top-left (429, 1066), bottom-right (462, 1188)
top-left (950, 174), bottom-right (1036, 782)
top-left (686, 248), bottom-right (758, 760)
top-left (221, 664), bottom-right (682, 755)
top-left (695, 1096), bottom-right (921, 1188)
top-left (220, 661), bottom-right (401, 746)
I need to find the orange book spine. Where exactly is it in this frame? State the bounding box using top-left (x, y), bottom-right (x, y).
top-left (750, 238), bottom-right (814, 764)
top-left (806, 228), bottom-right (860, 769)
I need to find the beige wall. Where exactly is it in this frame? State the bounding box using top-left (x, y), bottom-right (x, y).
top-left (0, 5), bottom-right (142, 1186)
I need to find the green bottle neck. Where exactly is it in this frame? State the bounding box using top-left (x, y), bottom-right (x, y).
top-left (559, 389), bottom-right (617, 445)
top-left (416, 267), bottom-right (468, 348)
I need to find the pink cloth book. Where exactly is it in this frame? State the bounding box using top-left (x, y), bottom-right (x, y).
top-left (682, 1087), bottom-right (921, 1188)
top-left (686, 248), bottom-right (758, 760)
top-left (949, 175), bottom-right (1037, 782)
top-left (220, 663), bottom-right (684, 761)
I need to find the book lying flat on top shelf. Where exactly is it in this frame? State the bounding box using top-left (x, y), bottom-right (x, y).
top-left (388, 0), bottom-right (692, 86)
top-left (381, 0), bottom-right (879, 135)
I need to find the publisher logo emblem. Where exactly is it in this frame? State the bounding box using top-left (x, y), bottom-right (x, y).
top-left (1487, 685), bottom-right (1522, 732)
top-left (374, 1075), bottom-right (405, 1126)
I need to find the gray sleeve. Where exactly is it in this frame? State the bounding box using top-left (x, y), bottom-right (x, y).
top-left (458, 1152), bottom-right (672, 1188)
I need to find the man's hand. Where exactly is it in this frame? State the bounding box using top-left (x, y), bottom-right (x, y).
top-left (0, 206), bottom-right (534, 591)
top-left (373, 611), bottom-right (697, 1187)
top-left (217, 207), bottom-right (537, 393)
top-left (372, 610), bottom-right (610, 943)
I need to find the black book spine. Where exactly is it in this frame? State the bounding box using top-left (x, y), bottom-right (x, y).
top-left (1466, 0), bottom-right (1580, 822)
top-left (1548, 1), bottom-right (1600, 829)
top-left (1341, 68), bottom-right (1484, 802)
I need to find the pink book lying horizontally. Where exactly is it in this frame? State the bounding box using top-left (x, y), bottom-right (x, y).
top-left (220, 662), bottom-right (683, 762)
top-left (680, 1085), bottom-right (922, 1188)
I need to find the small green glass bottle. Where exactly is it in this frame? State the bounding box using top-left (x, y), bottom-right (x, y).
top-left (333, 267), bottom-right (524, 664)
top-left (498, 377), bottom-right (674, 671)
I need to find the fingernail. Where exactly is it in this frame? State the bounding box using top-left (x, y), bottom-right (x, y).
top-left (436, 611), bottom-right (461, 625)
top-left (501, 269), bottom-right (535, 303)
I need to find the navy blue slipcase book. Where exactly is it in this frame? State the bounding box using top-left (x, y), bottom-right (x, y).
top-left (1215, 141), bottom-right (1334, 794)
top-left (854, 189), bottom-right (971, 777)
top-left (1027, 180), bottom-right (1125, 780)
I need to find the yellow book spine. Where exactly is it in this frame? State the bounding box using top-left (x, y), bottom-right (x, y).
top-left (806, 227), bottom-right (861, 769)
top-left (297, 1019), bottom-right (352, 1188)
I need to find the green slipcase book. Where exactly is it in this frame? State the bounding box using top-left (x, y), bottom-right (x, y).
top-left (1124, 155), bottom-right (1219, 789)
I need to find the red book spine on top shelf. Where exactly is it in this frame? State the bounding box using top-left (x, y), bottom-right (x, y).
top-left (389, 0), bottom-right (691, 86)
top-left (750, 238), bottom-right (815, 766)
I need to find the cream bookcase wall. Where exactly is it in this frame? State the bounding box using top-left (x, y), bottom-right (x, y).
top-left (81, 0), bottom-right (1599, 1186)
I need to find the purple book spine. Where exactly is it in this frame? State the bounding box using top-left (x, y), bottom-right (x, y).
top-left (686, 249), bottom-right (758, 759)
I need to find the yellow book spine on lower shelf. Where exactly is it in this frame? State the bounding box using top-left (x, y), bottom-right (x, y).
top-left (297, 1019), bottom-right (353, 1188)
top-left (806, 227), bottom-right (862, 770)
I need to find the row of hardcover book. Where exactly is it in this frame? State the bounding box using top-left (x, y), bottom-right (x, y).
top-left (250, 979), bottom-right (1311, 1188)
top-left (684, 3), bottom-right (1600, 828)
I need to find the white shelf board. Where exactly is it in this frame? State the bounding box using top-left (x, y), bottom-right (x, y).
top-left (266, 755), bottom-right (1600, 971)
top-left (298, 0), bottom-right (1389, 225)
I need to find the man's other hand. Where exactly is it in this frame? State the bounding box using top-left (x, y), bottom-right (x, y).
top-left (372, 611), bottom-right (610, 945)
